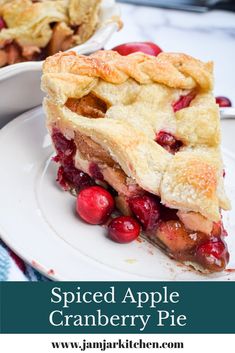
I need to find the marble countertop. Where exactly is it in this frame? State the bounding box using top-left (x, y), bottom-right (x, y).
top-left (107, 3), bottom-right (235, 152)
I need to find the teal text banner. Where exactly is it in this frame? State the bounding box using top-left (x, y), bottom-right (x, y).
top-left (1, 282), bottom-right (234, 333)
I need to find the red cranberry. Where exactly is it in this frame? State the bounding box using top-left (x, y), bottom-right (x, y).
top-left (156, 131), bottom-right (182, 153)
top-left (172, 92), bottom-right (196, 112)
top-left (215, 96), bottom-right (232, 107)
top-left (89, 163), bottom-right (104, 181)
top-left (160, 205), bottom-right (178, 221)
top-left (52, 155), bottom-right (60, 163)
top-left (112, 42), bottom-right (162, 56)
top-left (108, 216), bottom-right (140, 243)
top-left (0, 17), bottom-right (6, 30)
top-left (196, 239), bottom-right (229, 272)
top-left (76, 186), bottom-right (114, 225)
top-left (129, 195), bottom-right (161, 231)
top-left (56, 166), bottom-right (70, 191)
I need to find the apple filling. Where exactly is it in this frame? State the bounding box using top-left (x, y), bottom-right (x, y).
top-left (0, 1), bottom-right (98, 68)
top-left (51, 128), bottom-right (229, 272)
top-left (0, 23), bottom-right (74, 67)
top-left (66, 96), bottom-right (107, 119)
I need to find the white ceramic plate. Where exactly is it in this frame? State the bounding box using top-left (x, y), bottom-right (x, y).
top-left (0, 106), bottom-right (234, 281)
top-left (0, 0), bottom-right (120, 126)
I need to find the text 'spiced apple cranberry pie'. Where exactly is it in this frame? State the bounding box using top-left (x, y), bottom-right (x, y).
top-left (42, 50), bottom-right (231, 273)
top-left (0, 0), bottom-right (101, 67)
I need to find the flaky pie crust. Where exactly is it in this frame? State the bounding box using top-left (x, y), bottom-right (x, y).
top-left (42, 50), bottom-right (231, 222)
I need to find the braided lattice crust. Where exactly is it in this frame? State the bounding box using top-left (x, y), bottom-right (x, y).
top-left (42, 50), bottom-right (230, 222)
top-left (42, 50), bottom-right (213, 99)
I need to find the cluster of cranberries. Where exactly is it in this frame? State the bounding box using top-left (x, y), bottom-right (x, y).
top-left (76, 186), bottom-right (228, 271)
top-left (52, 130), bottom-right (94, 192)
top-left (76, 187), bottom-right (161, 243)
top-left (53, 126), bottom-right (228, 270)
top-left (52, 129), bottom-right (140, 243)
top-left (76, 186), bottom-right (141, 243)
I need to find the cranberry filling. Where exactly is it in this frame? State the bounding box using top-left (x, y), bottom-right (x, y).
top-left (56, 163), bottom-right (94, 192)
top-left (64, 163), bottom-right (94, 190)
top-left (56, 166), bottom-right (70, 191)
top-left (0, 17), bottom-right (6, 30)
top-left (156, 131), bottom-right (183, 153)
top-left (89, 162), bottom-right (104, 181)
top-left (172, 92), bottom-right (196, 112)
top-left (52, 130), bottom-right (76, 163)
top-left (52, 129), bottom-right (93, 191)
top-left (129, 195), bottom-right (161, 231)
top-left (160, 204), bottom-right (178, 221)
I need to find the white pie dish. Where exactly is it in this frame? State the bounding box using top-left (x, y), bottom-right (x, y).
top-left (0, 0), bottom-right (120, 127)
top-left (0, 106), bottom-right (234, 281)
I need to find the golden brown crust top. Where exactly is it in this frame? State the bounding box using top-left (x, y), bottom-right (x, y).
top-left (43, 50), bottom-right (213, 91)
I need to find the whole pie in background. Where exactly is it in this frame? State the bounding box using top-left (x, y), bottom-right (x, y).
top-left (41, 49), bottom-right (231, 274)
top-left (0, 0), bottom-right (101, 67)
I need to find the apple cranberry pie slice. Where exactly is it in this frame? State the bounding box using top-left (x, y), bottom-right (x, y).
top-left (42, 50), bottom-right (231, 273)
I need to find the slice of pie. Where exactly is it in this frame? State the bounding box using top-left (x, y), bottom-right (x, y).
top-left (0, 0), bottom-right (101, 67)
top-left (41, 50), bottom-right (231, 273)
